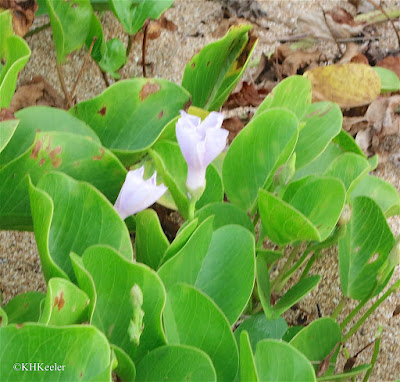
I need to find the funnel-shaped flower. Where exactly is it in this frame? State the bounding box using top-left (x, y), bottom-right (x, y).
top-left (176, 110), bottom-right (228, 193)
top-left (114, 167), bottom-right (167, 220)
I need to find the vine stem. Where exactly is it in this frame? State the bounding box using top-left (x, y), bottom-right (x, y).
top-left (362, 327), bottom-right (382, 382)
top-left (56, 64), bottom-right (71, 108)
top-left (271, 244), bottom-right (301, 292)
top-left (342, 279), bottom-right (400, 343)
top-left (142, 19), bottom-right (150, 77)
top-left (340, 297), bottom-right (368, 330)
top-left (25, 22), bottom-right (51, 38)
top-left (331, 296), bottom-right (347, 320)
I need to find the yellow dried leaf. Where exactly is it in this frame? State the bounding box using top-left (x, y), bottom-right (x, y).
top-left (304, 63), bottom-right (381, 108)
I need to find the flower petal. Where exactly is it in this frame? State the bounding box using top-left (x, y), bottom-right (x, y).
top-left (198, 111), bottom-right (224, 136)
top-left (176, 121), bottom-right (203, 170)
top-left (203, 126), bottom-right (228, 166)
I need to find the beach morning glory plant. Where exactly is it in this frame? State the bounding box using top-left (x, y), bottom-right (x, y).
top-left (176, 110), bottom-right (228, 198)
top-left (114, 167), bottom-right (167, 220)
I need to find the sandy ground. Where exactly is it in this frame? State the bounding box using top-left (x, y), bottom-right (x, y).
top-left (1, 0), bottom-right (400, 380)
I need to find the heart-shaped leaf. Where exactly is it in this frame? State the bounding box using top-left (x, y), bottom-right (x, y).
top-left (0, 131), bottom-right (126, 230)
top-left (81, 245), bottom-right (167, 362)
top-left (136, 345), bottom-right (217, 382)
top-left (223, 108), bottom-right (299, 211)
top-left (29, 172), bottom-right (132, 281)
top-left (163, 284), bottom-right (239, 381)
top-left (339, 196), bottom-right (395, 300)
top-left (70, 79), bottom-right (191, 165)
top-left (254, 339), bottom-right (316, 381)
top-left (182, 24), bottom-right (257, 111)
top-left (0, 324), bottom-right (113, 381)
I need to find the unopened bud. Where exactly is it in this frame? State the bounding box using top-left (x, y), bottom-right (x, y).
top-left (338, 205), bottom-right (352, 226)
top-left (388, 237), bottom-right (400, 268)
top-left (273, 153), bottom-right (296, 188)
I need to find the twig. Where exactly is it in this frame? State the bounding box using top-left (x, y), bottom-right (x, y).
top-left (69, 37), bottom-right (97, 103)
top-left (56, 64), bottom-right (71, 108)
top-left (126, 34), bottom-right (134, 58)
top-left (365, 0), bottom-right (400, 48)
top-left (142, 19), bottom-right (150, 77)
top-left (278, 35), bottom-right (381, 43)
top-left (100, 69), bottom-right (110, 88)
top-left (25, 22), bottom-right (50, 38)
top-left (320, 5), bottom-right (344, 55)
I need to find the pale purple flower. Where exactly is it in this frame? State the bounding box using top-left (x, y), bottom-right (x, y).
top-left (114, 167), bottom-right (167, 220)
top-left (176, 110), bottom-right (228, 192)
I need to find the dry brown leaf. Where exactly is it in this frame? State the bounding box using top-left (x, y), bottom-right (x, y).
top-left (343, 116), bottom-right (368, 134)
top-left (159, 14), bottom-right (178, 32)
top-left (377, 56), bottom-right (400, 79)
top-left (327, 7), bottom-right (357, 25)
top-left (304, 63), bottom-right (381, 108)
top-left (9, 76), bottom-right (65, 112)
top-left (222, 115), bottom-right (252, 144)
top-left (338, 42), bottom-right (369, 65)
top-left (366, 95), bottom-right (400, 136)
top-left (0, 108), bottom-right (15, 121)
top-left (212, 17), bottom-right (249, 38)
top-left (0, 0), bottom-right (38, 36)
top-left (355, 128), bottom-right (371, 154)
top-left (297, 8), bottom-right (364, 40)
top-left (223, 81), bottom-right (268, 109)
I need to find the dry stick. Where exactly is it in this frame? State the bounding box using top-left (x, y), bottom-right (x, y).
top-left (25, 22), bottom-right (51, 38)
top-left (126, 34), bottom-right (134, 59)
top-left (56, 64), bottom-right (71, 108)
top-left (100, 70), bottom-right (110, 88)
top-left (142, 19), bottom-right (150, 78)
top-left (69, 37), bottom-right (97, 103)
top-left (365, 0), bottom-right (400, 48)
top-left (320, 5), bottom-right (344, 56)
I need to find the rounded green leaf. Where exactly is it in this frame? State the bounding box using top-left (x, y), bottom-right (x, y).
top-left (159, 223), bottom-right (255, 324)
top-left (289, 318), bottom-right (341, 373)
top-left (39, 278), bottom-right (89, 325)
top-left (70, 79), bottom-right (191, 164)
top-left (182, 24), bottom-right (257, 111)
top-left (255, 339), bottom-right (316, 381)
top-left (240, 331), bottom-right (258, 382)
top-left (235, 314), bottom-right (288, 353)
top-left (255, 76), bottom-right (312, 120)
top-left (136, 345), bottom-right (216, 382)
top-left (46, 0), bottom-right (93, 63)
top-left (0, 324), bottom-right (113, 381)
top-left (82, 245), bottom-right (167, 362)
top-left (0, 119), bottom-right (18, 154)
top-left (3, 292), bottom-right (45, 324)
top-left (29, 172), bottom-right (133, 281)
top-left (0, 106), bottom-right (100, 166)
top-left (339, 196), bottom-right (395, 300)
top-left (0, 131), bottom-right (126, 230)
top-left (163, 284), bottom-right (239, 382)
top-left (373, 66), bottom-right (400, 92)
top-left (223, 109), bottom-right (299, 211)
top-left (111, 345), bottom-right (136, 382)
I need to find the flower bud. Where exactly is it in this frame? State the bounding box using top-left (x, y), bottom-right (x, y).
top-left (338, 205), bottom-right (352, 226)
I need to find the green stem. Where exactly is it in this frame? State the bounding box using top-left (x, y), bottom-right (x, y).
top-left (25, 22), bottom-right (51, 38)
top-left (340, 297), bottom-right (369, 330)
top-left (187, 199), bottom-right (196, 221)
top-left (271, 244), bottom-right (301, 292)
top-left (331, 296), bottom-right (347, 320)
top-left (362, 327), bottom-right (382, 382)
top-left (299, 250), bottom-right (318, 280)
top-left (342, 280), bottom-right (400, 343)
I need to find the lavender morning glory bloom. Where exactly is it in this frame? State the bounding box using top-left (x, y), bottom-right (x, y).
top-left (114, 167), bottom-right (167, 220)
top-left (176, 110), bottom-right (228, 194)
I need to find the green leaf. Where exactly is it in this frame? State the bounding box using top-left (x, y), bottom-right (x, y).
top-left (373, 66), bottom-right (400, 92)
top-left (289, 318), bottom-right (341, 373)
top-left (259, 176), bottom-right (346, 245)
top-left (39, 278), bottom-right (89, 325)
top-left (255, 76), bottom-right (312, 120)
top-left (182, 24), bottom-right (257, 110)
top-left (0, 131), bottom-right (126, 230)
top-left (295, 102), bottom-right (342, 169)
top-left (110, 0), bottom-right (174, 35)
top-left (0, 307), bottom-right (7, 327)
top-left (339, 196), bottom-right (395, 300)
top-left (159, 223), bottom-right (255, 324)
top-left (0, 106), bottom-right (100, 166)
top-left (135, 209), bottom-right (170, 270)
top-left (272, 276), bottom-right (321, 317)
top-left (0, 12), bottom-right (31, 108)
top-left (82, 245), bottom-right (167, 362)
top-left (0, 119), bottom-right (18, 154)
top-left (324, 153), bottom-right (370, 191)
top-left (223, 109), bottom-right (299, 211)
top-left (46, 0), bottom-right (93, 63)
top-left (351, 175), bottom-right (400, 217)
top-left (195, 164), bottom-right (224, 209)
top-left (3, 292), bottom-right (45, 324)
top-left (332, 129), bottom-right (366, 157)
top-left (255, 339), bottom-right (316, 381)
top-left (0, 324), bottom-right (113, 381)
top-left (163, 284), bottom-right (239, 382)
top-left (256, 252), bottom-right (274, 318)
top-left (194, 202), bottom-right (255, 234)
top-left (136, 345), bottom-right (217, 382)
top-left (235, 314), bottom-right (288, 352)
top-left (29, 172), bottom-right (132, 281)
top-left (240, 331), bottom-right (258, 382)
top-left (111, 345), bottom-right (136, 382)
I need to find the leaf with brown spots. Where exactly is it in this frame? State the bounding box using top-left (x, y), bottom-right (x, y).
top-left (53, 291), bottom-right (65, 312)
top-left (139, 82), bottom-right (161, 101)
top-left (92, 147), bottom-right (104, 161)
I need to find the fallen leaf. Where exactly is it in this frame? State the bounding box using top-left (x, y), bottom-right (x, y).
top-left (159, 14), bottom-right (178, 32)
top-left (220, 0), bottom-right (268, 22)
top-left (222, 114), bottom-right (253, 144)
top-left (377, 56), bottom-right (400, 79)
top-left (297, 8), bottom-right (364, 40)
top-left (304, 63), bottom-right (381, 108)
top-left (338, 42), bottom-right (369, 65)
top-left (326, 7), bottom-right (357, 26)
top-left (212, 17), bottom-right (249, 38)
top-left (343, 116), bottom-right (368, 134)
top-left (355, 128), bottom-right (371, 154)
top-left (0, 0), bottom-right (38, 36)
top-left (223, 81), bottom-right (268, 109)
top-left (0, 108), bottom-right (15, 121)
top-left (9, 76), bottom-right (65, 112)
top-left (254, 52), bottom-right (276, 84)
top-left (393, 305), bottom-right (400, 317)
top-left (366, 95), bottom-right (400, 136)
